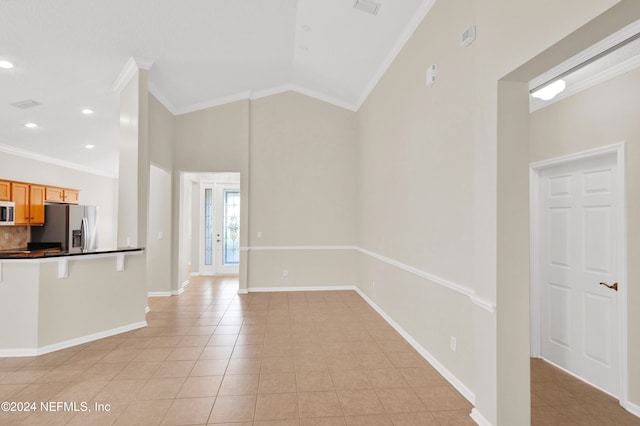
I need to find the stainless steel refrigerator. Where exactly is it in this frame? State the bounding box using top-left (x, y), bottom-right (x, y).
top-left (31, 204), bottom-right (99, 253)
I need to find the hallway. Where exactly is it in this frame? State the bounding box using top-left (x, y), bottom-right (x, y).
top-left (0, 276), bottom-right (637, 424)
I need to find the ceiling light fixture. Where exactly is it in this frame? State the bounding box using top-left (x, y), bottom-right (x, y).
top-left (531, 79), bottom-right (566, 100)
top-left (82, 109), bottom-right (94, 115)
top-left (530, 31), bottom-right (640, 101)
top-left (0, 60), bottom-right (14, 69)
top-left (85, 144), bottom-right (95, 149)
top-left (24, 123), bottom-right (38, 128)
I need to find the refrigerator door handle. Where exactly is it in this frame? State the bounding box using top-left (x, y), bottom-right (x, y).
top-left (81, 217), bottom-right (88, 252)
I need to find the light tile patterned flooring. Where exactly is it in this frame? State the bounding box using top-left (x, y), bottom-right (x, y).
top-left (531, 358), bottom-right (640, 425)
top-left (0, 276), bottom-right (473, 425)
top-left (0, 276), bottom-right (637, 425)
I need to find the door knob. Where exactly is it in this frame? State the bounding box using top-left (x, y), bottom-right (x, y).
top-left (599, 282), bottom-right (618, 291)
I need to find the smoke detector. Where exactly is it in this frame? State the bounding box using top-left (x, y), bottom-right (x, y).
top-left (353, 0), bottom-right (381, 16)
top-left (11, 99), bottom-right (41, 109)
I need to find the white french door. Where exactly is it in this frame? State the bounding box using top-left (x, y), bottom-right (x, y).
top-left (199, 182), bottom-right (240, 275)
top-left (536, 151), bottom-right (622, 396)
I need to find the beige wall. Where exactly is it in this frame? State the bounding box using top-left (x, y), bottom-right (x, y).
top-left (171, 93), bottom-right (358, 290)
top-left (530, 67), bottom-right (640, 404)
top-left (248, 92), bottom-right (357, 289)
top-left (493, 1), bottom-right (640, 423)
top-left (38, 254), bottom-right (147, 347)
top-left (357, 0), bottom-right (633, 423)
top-left (139, 1), bottom-right (640, 423)
top-left (356, 0), bottom-right (479, 413)
top-left (172, 100), bottom-right (250, 290)
top-left (173, 100), bottom-right (248, 173)
top-left (147, 95), bottom-right (174, 293)
top-left (117, 71), bottom-right (142, 247)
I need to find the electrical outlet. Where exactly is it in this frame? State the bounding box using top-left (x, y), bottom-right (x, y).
top-left (257, 231), bottom-right (262, 239)
top-left (372, 281), bottom-right (375, 288)
top-left (450, 336), bottom-right (457, 352)
top-left (283, 269), bottom-right (289, 277)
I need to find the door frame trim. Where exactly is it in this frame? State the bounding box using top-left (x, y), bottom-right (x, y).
top-left (529, 142), bottom-right (628, 404)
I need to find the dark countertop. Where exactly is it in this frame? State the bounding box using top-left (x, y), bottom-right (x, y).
top-left (0, 247), bottom-right (144, 259)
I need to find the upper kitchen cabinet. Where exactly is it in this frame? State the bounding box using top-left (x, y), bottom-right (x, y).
top-left (0, 181), bottom-right (10, 201)
top-left (45, 187), bottom-right (79, 204)
top-left (30, 185), bottom-right (45, 224)
top-left (11, 182), bottom-right (45, 225)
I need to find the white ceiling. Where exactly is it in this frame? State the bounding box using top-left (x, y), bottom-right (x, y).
top-left (0, 0), bottom-right (435, 177)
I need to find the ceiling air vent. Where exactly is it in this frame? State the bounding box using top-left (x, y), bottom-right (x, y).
top-left (11, 99), bottom-right (41, 109)
top-left (353, 0), bottom-right (381, 16)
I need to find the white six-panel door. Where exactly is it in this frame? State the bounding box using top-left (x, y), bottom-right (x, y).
top-left (539, 153), bottom-right (620, 396)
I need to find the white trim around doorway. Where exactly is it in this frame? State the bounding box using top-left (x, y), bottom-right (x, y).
top-left (529, 142), bottom-right (629, 408)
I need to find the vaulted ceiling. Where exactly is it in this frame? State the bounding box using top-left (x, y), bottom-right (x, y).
top-left (0, 0), bottom-right (435, 176)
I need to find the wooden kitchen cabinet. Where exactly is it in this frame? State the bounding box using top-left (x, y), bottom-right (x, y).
top-left (45, 187), bottom-right (79, 204)
top-left (0, 180), bottom-right (10, 201)
top-left (30, 185), bottom-right (45, 225)
top-left (64, 189), bottom-right (79, 204)
top-left (11, 182), bottom-right (45, 225)
top-left (45, 187), bottom-right (64, 203)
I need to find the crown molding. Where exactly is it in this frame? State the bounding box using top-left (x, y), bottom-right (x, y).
top-left (251, 84), bottom-right (359, 111)
top-left (112, 56), bottom-right (155, 93)
top-left (169, 83), bottom-right (359, 116)
top-left (250, 84), bottom-right (295, 101)
top-left (148, 81), bottom-right (179, 115)
top-left (0, 143), bottom-right (117, 178)
top-left (354, 0), bottom-right (438, 110)
top-left (287, 85), bottom-right (359, 112)
top-left (174, 90), bottom-right (252, 115)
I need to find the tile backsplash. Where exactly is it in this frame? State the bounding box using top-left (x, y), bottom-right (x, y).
top-left (0, 226), bottom-right (28, 250)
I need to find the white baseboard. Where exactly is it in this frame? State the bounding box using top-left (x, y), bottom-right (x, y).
top-left (247, 285), bottom-right (356, 293)
top-left (181, 279), bottom-right (190, 288)
top-left (624, 400), bottom-right (640, 417)
top-left (145, 306), bottom-right (150, 314)
top-left (470, 408), bottom-right (493, 426)
top-left (353, 287), bottom-right (476, 406)
top-left (190, 272), bottom-right (200, 277)
top-left (237, 289), bottom-right (249, 295)
top-left (148, 287), bottom-right (184, 297)
top-left (148, 291), bottom-right (172, 297)
top-left (0, 321), bottom-right (148, 357)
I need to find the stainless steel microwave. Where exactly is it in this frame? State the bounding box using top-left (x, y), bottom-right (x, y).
top-left (0, 201), bottom-right (15, 226)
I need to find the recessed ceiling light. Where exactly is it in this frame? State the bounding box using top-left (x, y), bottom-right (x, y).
top-left (85, 144), bottom-right (95, 149)
top-left (24, 123), bottom-right (38, 128)
top-left (0, 60), bottom-right (14, 69)
top-left (82, 109), bottom-right (94, 115)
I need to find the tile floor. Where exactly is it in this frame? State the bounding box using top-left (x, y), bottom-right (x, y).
top-left (531, 358), bottom-right (640, 425)
top-left (0, 276), bottom-right (637, 425)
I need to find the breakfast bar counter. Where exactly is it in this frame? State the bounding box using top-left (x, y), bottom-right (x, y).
top-left (0, 248), bottom-right (146, 356)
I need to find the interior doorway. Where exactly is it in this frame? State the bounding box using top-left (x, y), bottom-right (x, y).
top-left (530, 145), bottom-right (626, 398)
top-left (177, 172), bottom-right (241, 286)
